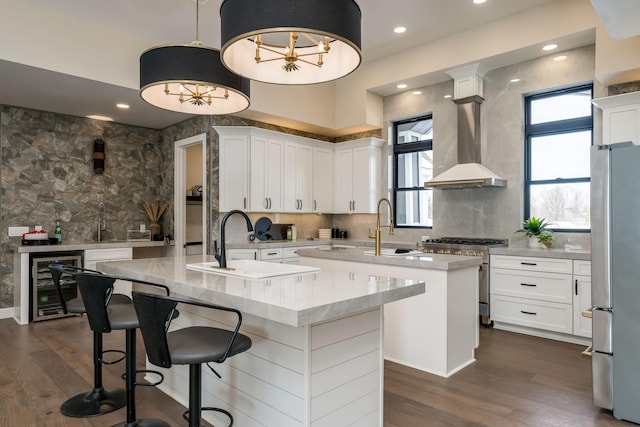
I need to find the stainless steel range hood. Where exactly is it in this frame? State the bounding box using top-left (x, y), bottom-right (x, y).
top-left (424, 94), bottom-right (506, 189)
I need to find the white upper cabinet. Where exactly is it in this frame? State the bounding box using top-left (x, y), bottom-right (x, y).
top-left (217, 129), bottom-right (249, 212)
top-left (593, 92), bottom-right (640, 146)
top-left (283, 140), bottom-right (313, 212)
top-left (250, 135), bottom-right (284, 212)
top-left (333, 138), bottom-right (383, 214)
top-left (312, 146), bottom-right (334, 213)
top-left (216, 127), bottom-right (382, 214)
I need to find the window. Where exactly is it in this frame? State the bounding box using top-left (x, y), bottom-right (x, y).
top-left (393, 115), bottom-right (433, 227)
top-left (524, 84), bottom-right (593, 231)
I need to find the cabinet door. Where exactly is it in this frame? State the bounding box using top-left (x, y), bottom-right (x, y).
top-left (219, 135), bottom-right (249, 211)
top-left (249, 135), bottom-right (268, 210)
top-left (333, 148), bottom-right (354, 213)
top-left (283, 142), bottom-right (313, 213)
top-left (297, 144), bottom-right (313, 212)
top-left (573, 275), bottom-right (592, 338)
top-left (312, 146), bottom-right (333, 212)
top-left (265, 138), bottom-right (284, 211)
top-left (351, 145), bottom-right (373, 213)
top-left (250, 136), bottom-right (283, 211)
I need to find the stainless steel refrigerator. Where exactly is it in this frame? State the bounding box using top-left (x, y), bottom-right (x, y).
top-left (591, 142), bottom-right (640, 423)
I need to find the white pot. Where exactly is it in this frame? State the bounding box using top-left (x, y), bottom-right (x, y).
top-left (528, 237), bottom-right (541, 248)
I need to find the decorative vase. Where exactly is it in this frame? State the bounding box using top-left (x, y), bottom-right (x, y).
top-left (528, 237), bottom-right (540, 248)
top-left (149, 223), bottom-right (161, 236)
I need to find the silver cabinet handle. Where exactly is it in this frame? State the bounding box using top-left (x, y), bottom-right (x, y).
top-left (313, 200), bottom-right (317, 211)
top-left (520, 283), bottom-right (537, 287)
top-left (243, 197), bottom-right (247, 210)
top-left (521, 262), bottom-right (537, 266)
top-left (520, 310), bottom-right (537, 315)
top-left (299, 199), bottom-right (302, 210)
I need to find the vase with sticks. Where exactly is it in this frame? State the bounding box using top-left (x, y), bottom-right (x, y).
top-left (144, 202), bottom-right (167, 239)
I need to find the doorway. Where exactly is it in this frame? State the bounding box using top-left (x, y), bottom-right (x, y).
top-left (174, 133), bottom-right (207, 257)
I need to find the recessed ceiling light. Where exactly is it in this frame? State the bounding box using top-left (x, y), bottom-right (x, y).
top-left (397, 84), bottom-right (408, 89)
top-left (473, 0), bottom-right (487, 4)
top-left (542, 44), bottom-right (558, 51)
top-left (553, 55), bottom-right (567, 61)
top-left (86, 115), bottom-right (114, 122)
top-left (394, 26), bottom-right (406, 34)
top-left (116, 103), bottom-right (130, 109)
top-left (510, 78), bottom-right (521, 83)
top-left (412, 91), bottom-right (422, 95)
top-left (444, 94), bottom-right (452, 99)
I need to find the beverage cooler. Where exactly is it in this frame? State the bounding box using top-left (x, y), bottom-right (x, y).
top-left (30, 252), bottom-right (83, 322)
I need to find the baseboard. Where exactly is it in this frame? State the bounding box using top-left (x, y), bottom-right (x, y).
top-left (493, 322), bottom-right (591, 347)
top-left (0, 307), bottom-right (15, 320)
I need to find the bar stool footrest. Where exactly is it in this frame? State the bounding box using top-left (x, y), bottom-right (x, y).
top-left (100, 348), bottom-right (126, 365)
top-left (182, 407), bottom-right (234, 427)
top-left (112, 418), bottom-right (172, 427)
top-left (119, 369), bottom-right (164, 387)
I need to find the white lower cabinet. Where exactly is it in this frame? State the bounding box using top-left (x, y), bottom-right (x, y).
top-left (490, 255), bottom-right (591, 340)
top-left (228, 245), bottom-right (328, 264)
top-left (573, 260), bottom-right (592, 338)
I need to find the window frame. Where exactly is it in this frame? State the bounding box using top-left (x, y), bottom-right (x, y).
top-left (524, 83), bottom-right (594, 233)
top-left (392, 114), bottom-right (434, 229)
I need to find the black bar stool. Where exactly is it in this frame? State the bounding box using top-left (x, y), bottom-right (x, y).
top-left (132, 291), bottom-right (252, 427)
top-left (76, 271), bottom-right (173, 427)
top-left (49, 264), bottom-right (130, 418)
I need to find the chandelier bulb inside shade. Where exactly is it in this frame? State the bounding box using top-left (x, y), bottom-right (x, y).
top-left (220, 0), bottom-right (362, 85)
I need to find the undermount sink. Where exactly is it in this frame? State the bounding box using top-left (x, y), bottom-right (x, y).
top-left (363, 248), bottom-right (424, 256)
top-left (186, 260), bottom-right (321, 279)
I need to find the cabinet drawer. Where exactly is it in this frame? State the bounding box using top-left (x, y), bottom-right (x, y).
top-left (491, 268), bottom-right (572, 304)
top-left (491, 294), bottom-right (573, 334)
top-left (573, 260), bottom-right (591, 276)
top-left (84, 248), bottom-right (133, 261)
top-left (490, 255), bottom-right (572, 274)
top-left (282, 247), bottom-right (300, 258)
top-left (259, 248), bottom-right (283, 260)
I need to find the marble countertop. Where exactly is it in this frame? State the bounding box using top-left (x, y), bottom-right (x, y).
top-left (96, 255), bottom-right (425, 327)
top-left (17, 240), bottom-right (166, 253)
top-left (489, 246), bottom-right (591, 260)
top-left (226, 238), bottom-right (421, 250)
top-left (297, 247), bottom-right (482, 271)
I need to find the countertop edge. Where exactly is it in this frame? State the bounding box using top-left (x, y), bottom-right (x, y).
top-left (17, 240), bottom-right (166, 253)
top-left (297, 247), bottom-right (482, 270)
top-left (489, 246), bottom-right (591, 260)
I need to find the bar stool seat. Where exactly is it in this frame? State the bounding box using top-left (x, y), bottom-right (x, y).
top-left (133, 291), bottom-right (252, 427)
top-left (49, 264), bottom-right (131, 418)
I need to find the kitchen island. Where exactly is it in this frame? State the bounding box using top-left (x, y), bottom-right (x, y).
top-left (98, 255), bottom-right (424, 427)
top-left (298, 247), bottom-right (482, 378)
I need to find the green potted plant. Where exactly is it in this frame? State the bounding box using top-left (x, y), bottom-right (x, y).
top-left (516, 217), bottom-right (553, 248)
top-left (537, 230), bottom-right (556, 248)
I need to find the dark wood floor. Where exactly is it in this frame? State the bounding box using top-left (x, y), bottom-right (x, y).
top-left (0, 316), bottom-right (634, 427)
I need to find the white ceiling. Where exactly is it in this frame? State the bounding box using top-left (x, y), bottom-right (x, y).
top-left (0, 0), bottom-right (629, 132)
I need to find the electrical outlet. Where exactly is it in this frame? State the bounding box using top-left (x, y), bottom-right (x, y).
top-left (8, 226), bottom-right (29, 237)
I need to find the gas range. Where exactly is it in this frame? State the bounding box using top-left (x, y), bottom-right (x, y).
top-left (421, 237), bottom-right (507, 261)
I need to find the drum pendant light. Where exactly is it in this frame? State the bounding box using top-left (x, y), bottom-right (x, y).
top-left (140, 1), bottom-right (250, 115)
top-left (220, 0), bottom-right (362, 85)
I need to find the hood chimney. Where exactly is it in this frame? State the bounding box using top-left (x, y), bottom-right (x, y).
top-left (424, 64), bottom-right (506, 189)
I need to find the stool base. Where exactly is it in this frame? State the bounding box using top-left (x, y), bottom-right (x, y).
top-left (112, 418), bottom-right (171, 427)
top-left (60, 387), bottom-right (126, 418)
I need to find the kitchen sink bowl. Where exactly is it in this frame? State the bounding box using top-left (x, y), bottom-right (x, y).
top-left (363, 248), bottom-right (424, 256)
top-left (186, 260), bottom-right (321, 279)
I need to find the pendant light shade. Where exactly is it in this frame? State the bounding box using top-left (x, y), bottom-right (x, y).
top-left (220, 0), bottom-right (362, 85)
top-left (140, 44), bottom-right (250, 115)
